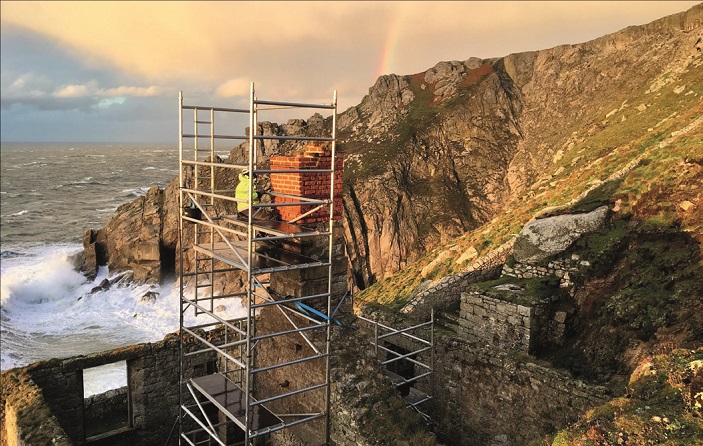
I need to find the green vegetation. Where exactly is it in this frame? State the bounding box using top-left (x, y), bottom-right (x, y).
top-left (552, 348), bottom-right (703, 446)
top-left (356, 62), bottom-right (703, 311)
top-left (466, 276), bottom-right (565, 307)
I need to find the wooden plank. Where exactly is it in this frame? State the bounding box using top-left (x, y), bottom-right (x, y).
top-left (221, 216), bottom-right (325, 238)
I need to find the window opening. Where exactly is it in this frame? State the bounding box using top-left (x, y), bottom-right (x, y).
top-left (82, 360), bottom-right (130, 439)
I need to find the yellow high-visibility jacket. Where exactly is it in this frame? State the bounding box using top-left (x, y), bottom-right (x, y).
top-left (235, 173), bottom-right (259, 212)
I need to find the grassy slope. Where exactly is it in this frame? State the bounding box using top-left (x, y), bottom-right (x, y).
top-left (552, 348), bottom-right (703, 446)
top-left (355, 58), bottom-right (703, 310)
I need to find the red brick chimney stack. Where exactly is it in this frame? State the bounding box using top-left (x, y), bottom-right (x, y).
top-left (269, 143), bottom-right (343, 224)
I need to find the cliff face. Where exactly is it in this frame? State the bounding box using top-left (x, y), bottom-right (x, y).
top-left (80, 4), bottom-right (703, 293)
top-left (340, 4), bottom-right (703, 290)
top-left (79, 181), bottom-right (179, 284)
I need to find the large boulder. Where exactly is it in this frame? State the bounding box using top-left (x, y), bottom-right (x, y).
top-left (80, 228), bottom-right (107, 280)
top-left (79, 186), bottom-right (166, 284)
top-left (105, 186), bottom-right (164, 283)
top-left (513, 206), bottom-right (609, 264)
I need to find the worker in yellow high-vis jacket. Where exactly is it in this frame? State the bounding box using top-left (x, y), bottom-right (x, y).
top-left (235, 170), bottom-right (259, 219)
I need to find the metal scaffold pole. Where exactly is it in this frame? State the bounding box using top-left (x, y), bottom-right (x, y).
top-left (178, 90), bottom-right (185, 445)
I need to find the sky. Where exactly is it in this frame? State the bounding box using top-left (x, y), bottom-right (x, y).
top-left (1, 1), bottom-right (699, 143)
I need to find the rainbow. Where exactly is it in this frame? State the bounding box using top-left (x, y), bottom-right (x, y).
top-left (375, 8), bottom-right (406, 78)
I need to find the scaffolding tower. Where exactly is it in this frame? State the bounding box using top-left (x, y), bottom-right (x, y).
top-left (178, 84), bottom-right (338, 445)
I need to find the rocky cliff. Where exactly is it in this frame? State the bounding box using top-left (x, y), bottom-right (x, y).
top-left (340, 3), bottom-right (703, 289)
top-left (80, 4), bottom-right (702, 296)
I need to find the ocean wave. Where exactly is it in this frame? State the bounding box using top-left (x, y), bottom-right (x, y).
top-left (122, 186), bottom-right (151, 197)
top-left (66, 177), bottom-right (107, 187)
top-left (9, 210), bottom-right (28, 216)
top-left (11, 161), bottom-right (48, 168)
top-left (143, 167), bottom-right (157, 170)
top-left (0, 250), bottom-right (86, 307)
top-left (0, 250), bottom-right (26, 260)
top-left (1, 245), bottom-right (246, 371)
top-left (96, 207), bottom-right (118, 213)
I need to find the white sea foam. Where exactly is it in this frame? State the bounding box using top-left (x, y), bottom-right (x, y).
top-left (83, 361), bottom-right (127, 396)
top-left (0, 142), bottom-right (184, 389)
top-left (0, 244), bottom-right (246, 377)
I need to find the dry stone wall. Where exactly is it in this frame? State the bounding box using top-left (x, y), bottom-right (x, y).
top-left (459, 292), bottom-right (535, 352)
top-left (1, 368), bottom-right (70, 446)
top-left (419, 335), bottom-right (609, 446)
top-left (401, 238), bottom-right (515, 316)
top-left (457, 290), bottom-right (574, 353)
top-left (1, 331), bottom-right (219, 446)
top-left (501, 254), bottom-right (588, 290)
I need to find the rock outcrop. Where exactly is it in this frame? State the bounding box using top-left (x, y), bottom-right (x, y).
top-left (339, 3), bottom-right (702, 289)
top-left (78, 4), bottom-right (703, 295)
top-left (513, 206), bottom-right (609, 264)
top-left (81, 180), bottom-right (179, 284)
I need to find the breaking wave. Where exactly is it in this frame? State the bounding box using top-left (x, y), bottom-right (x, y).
top-left (0, 244), bottom-right (246, 372)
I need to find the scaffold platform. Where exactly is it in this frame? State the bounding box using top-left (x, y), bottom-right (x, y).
top-left (189, 374), bottom-right (283, 433)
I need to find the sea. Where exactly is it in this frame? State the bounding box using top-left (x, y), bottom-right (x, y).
top-left (0, 142), bottom-right (244, 395)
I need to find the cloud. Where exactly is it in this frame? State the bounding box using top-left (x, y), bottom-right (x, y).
top-left (2, 1), bottom-right (698, 112)
top-left (1, 1), bottom-right (699, 141)
top-left (102, 85), bottom-right (159, 97)
top-left (2, 72), bottom-right (51, 99)
top-left (1, 73), bottom-right (160, 111)
top-left (96, 97), bottom-right (126, 109)
top-left (53, 81), bottom-right (159, 98)
top-left (53, 83), bottom-right (91, 98)
top-left (216, 78), bottom-right (251, 98)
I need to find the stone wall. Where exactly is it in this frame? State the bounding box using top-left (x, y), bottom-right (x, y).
top-left (269, 222), bottom-right (348, 300)
top-left (353, 307), bottom-right (605, 445)
top-left (1, 331), bottom-right (219, 446)
top-left (2, 322), bottom-right (439, 446)
top-left (457, 287), bottom-right (576, 354)
top-left (83, 387), bottom-right (129, 438)
top-left (328, 328), bottom-right (439, 446)
top-left (401, 237), bottom-right (515, 317)
top-left (501, 254), bottom-right (589, 291)
top-left (459, 291), bottom-right (535, 352)
top-left (418, 335), bottom-right (609, 446)
top-left (1, 367), bottom-right (71, 446)
top-left (254, 306), bottom-right (329, 446)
